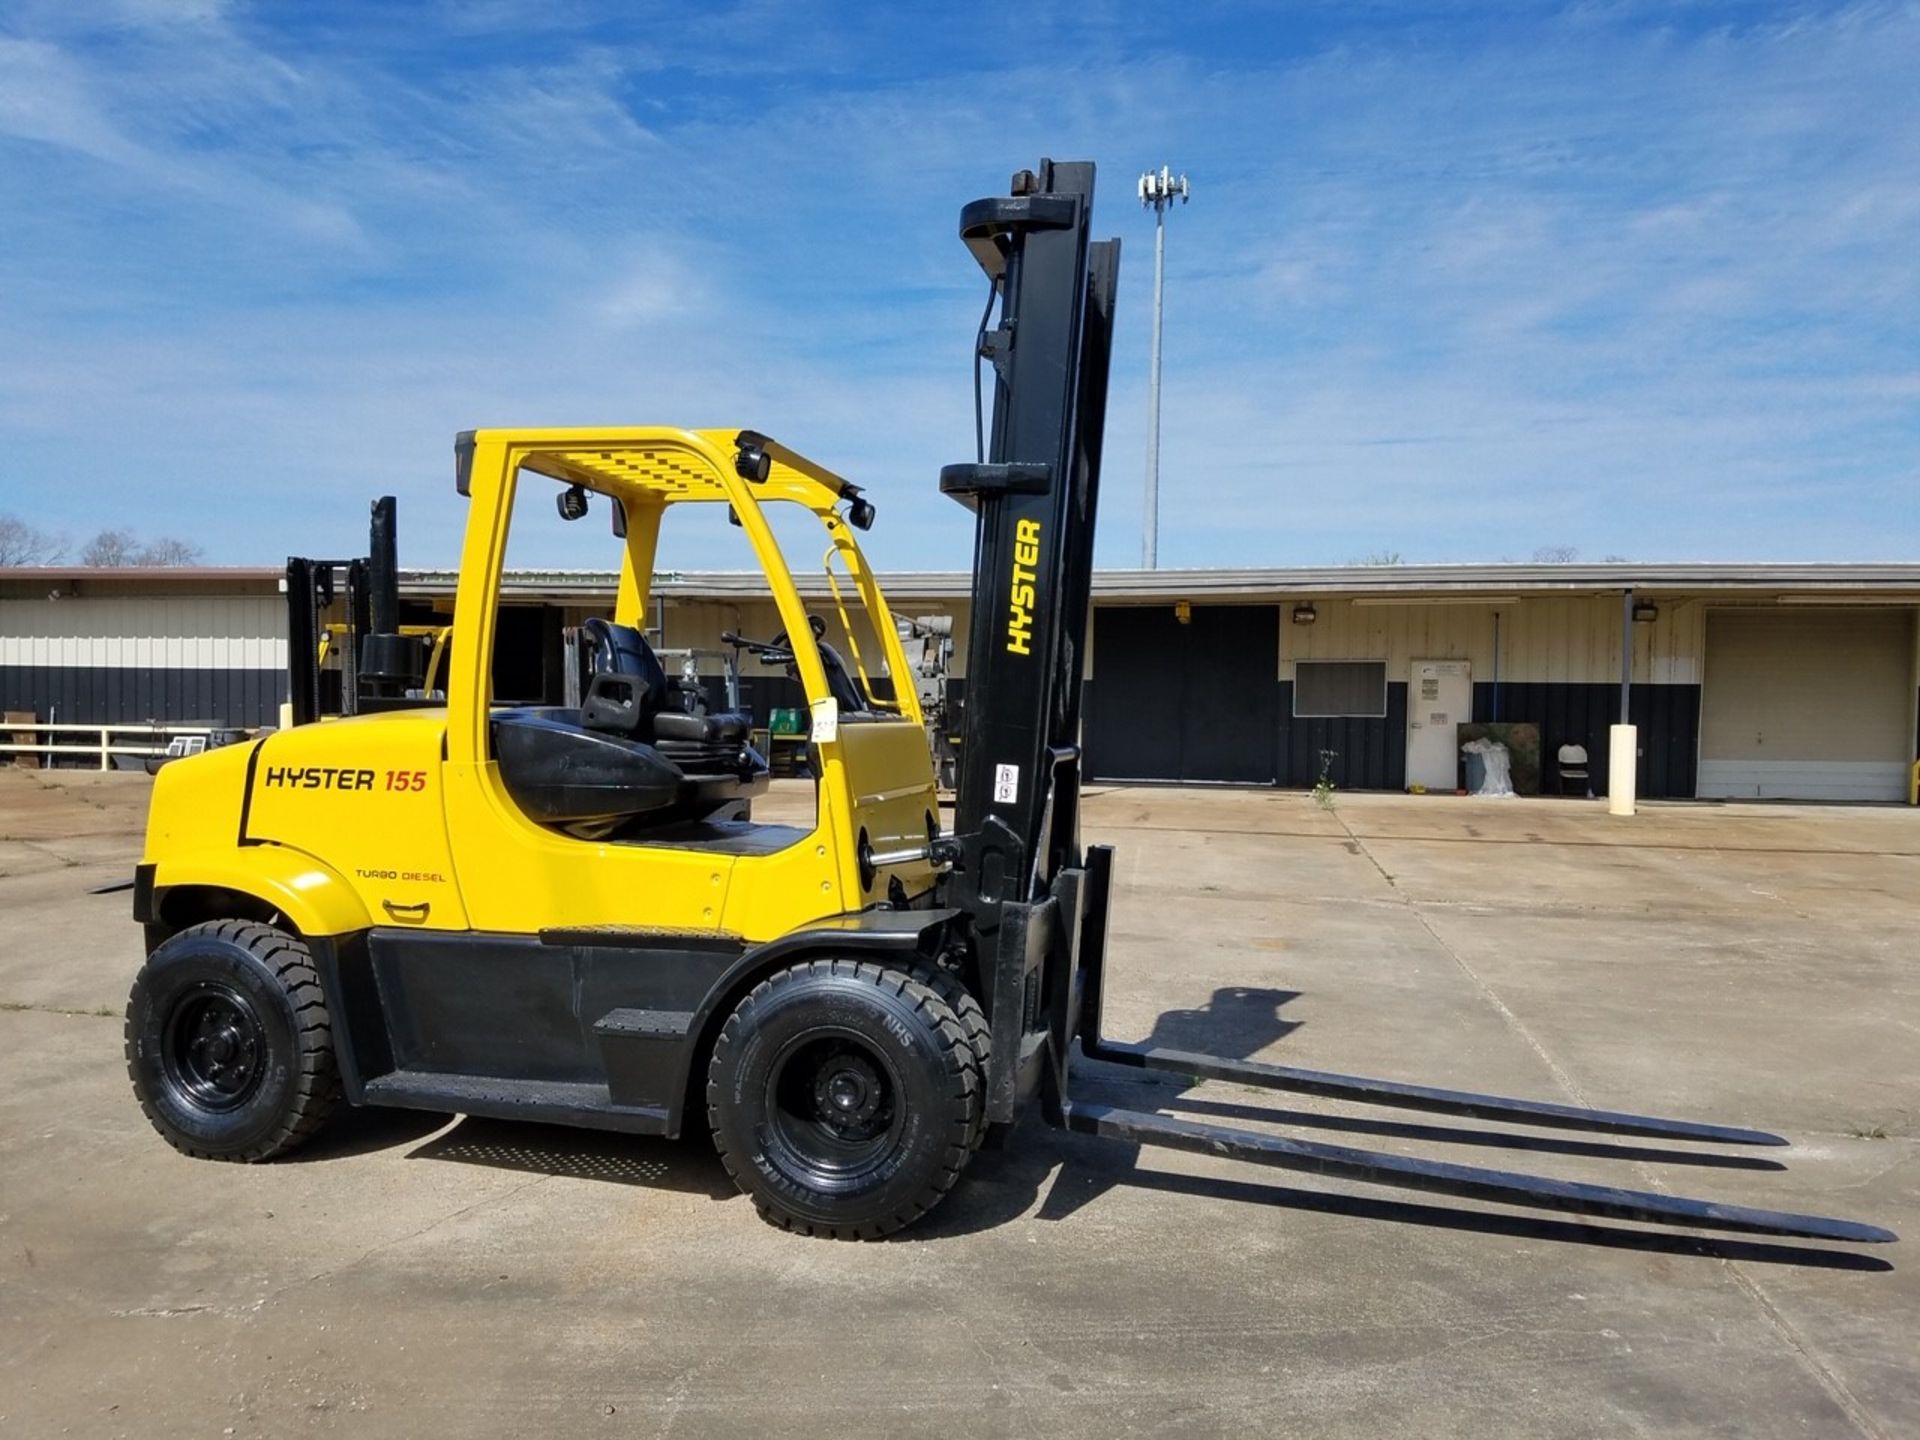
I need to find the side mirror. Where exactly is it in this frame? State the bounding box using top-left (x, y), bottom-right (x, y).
top-left (848, 497), bottom-right (876, 531)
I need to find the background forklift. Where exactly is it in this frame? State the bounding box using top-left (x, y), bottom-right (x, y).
top-left (125, 160), bottom-right (1892, 1248)
top-left (285, 497), bottom-right (450, 727)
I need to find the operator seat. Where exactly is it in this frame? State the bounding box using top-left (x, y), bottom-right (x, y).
top-left (577, 617), bottom-right (753, 748)
top-left (491, 618), bottom-right (766, 836)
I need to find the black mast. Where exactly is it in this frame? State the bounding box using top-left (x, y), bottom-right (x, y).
top-left (942, 159), bottom-right (1120, 926)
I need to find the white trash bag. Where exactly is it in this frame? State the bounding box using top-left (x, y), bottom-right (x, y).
top-left (1460, 738), bottom-right (1515, 798)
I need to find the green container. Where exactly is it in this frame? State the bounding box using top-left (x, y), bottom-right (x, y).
top-left (769, 707), bottom-right (806, 737)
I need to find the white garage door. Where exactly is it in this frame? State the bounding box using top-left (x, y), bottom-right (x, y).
top-left (1699, 609), bottom-right (1915, 801)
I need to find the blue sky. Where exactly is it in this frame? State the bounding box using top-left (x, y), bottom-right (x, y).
top-left (0, 0), bottom-right (1915, 571)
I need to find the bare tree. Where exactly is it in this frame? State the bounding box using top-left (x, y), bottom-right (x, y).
top-left (0, 514), bottom-right (67, 566)
top-left (136, 537), bottom-right (205, 566)
top-left (1348, 550), bottom-right (1405, 566)
top-left (80, 529), bottom-right (142, 566)
top-left (1530, 544), bottom-right (1580, 564)
top-left (78, 530), bottom-right (204, 566)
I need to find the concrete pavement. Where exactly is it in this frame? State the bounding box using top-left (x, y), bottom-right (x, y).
top-left (0, 771), bottom-right (1912, 1437)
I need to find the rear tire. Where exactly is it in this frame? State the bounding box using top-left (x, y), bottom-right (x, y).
top-left (126, 920), bottom-right (339, 1162)
top-left (706, 958), bottom-right (983, 1238)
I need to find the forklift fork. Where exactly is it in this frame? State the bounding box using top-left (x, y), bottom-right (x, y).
top-left (1051, 846), bottom-right (1895, 1247)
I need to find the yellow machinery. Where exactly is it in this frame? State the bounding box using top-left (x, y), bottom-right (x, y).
top-left (313, 622), bottom-right (451, 710)
top-left (129, 426), bottom-right (976, 1235)
top-left (125, 161), bottom-right (1892, 1248)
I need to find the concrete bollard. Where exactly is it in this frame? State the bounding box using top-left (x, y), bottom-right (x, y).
top-left (1608, 724), bottom-right (1637, 817)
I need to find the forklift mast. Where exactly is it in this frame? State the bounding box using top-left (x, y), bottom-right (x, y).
top-left (942, 159), bottom-right (1119, 925)
top-left (932, 160), bottom-right (1119, 1124)
top-left (926, 160), bottom-right (1892, 1248)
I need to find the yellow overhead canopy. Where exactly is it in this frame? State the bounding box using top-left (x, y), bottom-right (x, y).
top-left (487, 427), bottom-right (862, 513)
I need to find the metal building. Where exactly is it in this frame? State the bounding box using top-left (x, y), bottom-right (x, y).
top-left (1069, 565), bottom-right (1919, 803)
top-left (5, 562), bottom-right (1917, 802)
top-left (0, 569), bottom-right (288, 730)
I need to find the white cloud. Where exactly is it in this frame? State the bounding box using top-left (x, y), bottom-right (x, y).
top-left (0, 36), bottom-right (150, 165)
top-left (0, 3), bottom-right (1914, 570)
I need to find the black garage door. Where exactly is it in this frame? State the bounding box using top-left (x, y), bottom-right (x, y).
top-left (1085, 605), bottom-right (1278, 783)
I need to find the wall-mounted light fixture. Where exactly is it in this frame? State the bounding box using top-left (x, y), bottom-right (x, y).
top-left (1291, 603), bottom-right (1317, 625)
top-left (1174, 600), bottom-right (1192, 625)
top-left (1632, 602), bottom-right (1659, 623)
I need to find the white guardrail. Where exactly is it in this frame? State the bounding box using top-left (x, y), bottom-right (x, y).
top-left (0, 721), bottom-right (220, 771)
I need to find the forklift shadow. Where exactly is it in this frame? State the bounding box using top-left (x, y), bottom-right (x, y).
top-left (402, 1116), bottom-right (739, 1200)
top-left (925, 1120), bottom-right (1887, 1271)
top-left (910, 986), bottom-right (1875, 1270)
top-left (289, 1105), bottom-right (454, 1163)
top-left (907, 984), bottom-right (1305, 1240)
top-left (1133, 984), bottom-right (1303, 1058)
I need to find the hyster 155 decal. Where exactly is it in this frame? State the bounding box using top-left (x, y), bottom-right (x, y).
top-left (263, 766), bottom-right (426, 792)
top-left (1006, 517), bottom-right (1041, 656)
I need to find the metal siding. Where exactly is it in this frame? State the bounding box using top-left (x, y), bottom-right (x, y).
top-left (0, 592), bottom-right (288, 728)
top-left (1282, 600), bottom-right (1499, 679)
top-left (1278, 681), bottom-right (1408, 790)
top-left (0, 664), bottom-right (286, 727)
top-left (0, 593), bottom-right (287, 670)
top-left (1471, 680), bottom-right (1699, 800)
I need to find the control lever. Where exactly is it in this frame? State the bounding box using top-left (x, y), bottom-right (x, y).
top-left (721, 630), bottom-right (794, 666)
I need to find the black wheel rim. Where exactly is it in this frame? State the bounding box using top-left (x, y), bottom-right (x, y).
top-left (162, 982), bottom-right (268, 1113)
top-left (765, 1030), bottom-right (906, 1190)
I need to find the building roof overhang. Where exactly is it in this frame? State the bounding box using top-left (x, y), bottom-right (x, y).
top-left (7, 562), bottom-right (1918, 606)
top-left (396, 562), bottom-right (1920, 605)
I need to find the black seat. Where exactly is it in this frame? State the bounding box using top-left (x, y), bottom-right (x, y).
top-left (654, 710), bottom-right (752, 744)
top-left (492, 620), bottom-right (765, 837)
top-left (579, 617), bottom-right (670, 739)
top-left (578, 617), bottom-right (754, 747)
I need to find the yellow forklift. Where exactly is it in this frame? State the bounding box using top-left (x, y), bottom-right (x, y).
top-left (125, 161), bottom-right (1892, 1247)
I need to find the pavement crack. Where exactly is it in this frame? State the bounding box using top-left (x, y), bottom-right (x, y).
top-left (0, 837), bottom-right (84, 870)
top-left (1330, 808), bottom-right (1592, 1106)
top-left (111, 1303), bottom-right (213, 1318)
top-left (1722, 1267), bottom-right (1892, 1440)
top-left (0, 1000), bottom-right (117, 1019)
top-left (257, 1170), bottom-right (555, 1308)
top-left (1332, 806), bottom-right (1892, 1440)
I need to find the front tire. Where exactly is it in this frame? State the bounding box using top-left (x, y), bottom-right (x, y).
top-left (126, 920), bottom-right (340, 1161)
top-left (706, 959), bottom-right (984, 1238)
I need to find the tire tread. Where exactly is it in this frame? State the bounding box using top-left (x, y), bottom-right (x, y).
top-left (706, 956), bottom-right (985, 1239)
top-left (125, 920), bottom-right (340, 1163)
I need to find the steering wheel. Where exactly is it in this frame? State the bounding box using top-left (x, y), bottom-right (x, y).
top-left (721, 628), bottom-right (795, 666)
top-left (768, 613), bottom-right (828, 654)
top-left (729, 615), bottom-right (866, 714)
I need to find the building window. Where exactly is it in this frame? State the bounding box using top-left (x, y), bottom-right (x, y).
top-left (1294, 660), bottom-right (1387, 718)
